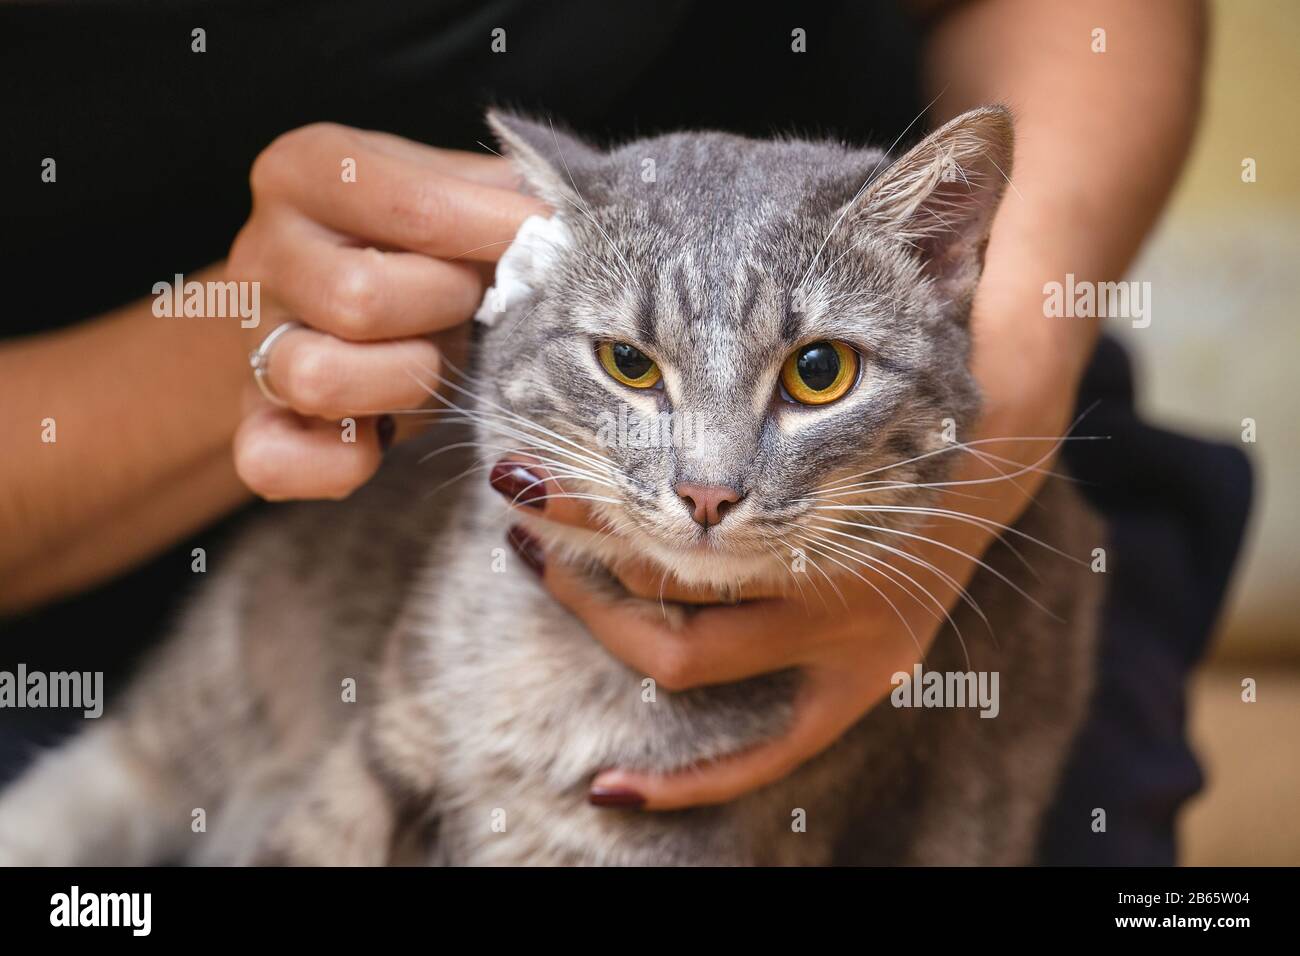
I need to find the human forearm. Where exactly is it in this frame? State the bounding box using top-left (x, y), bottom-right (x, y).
top-left (0, 263), bottom-right (256, 612)
top-left (1, 449), bottom-right (249, 612)
top-left (925, 0), bottom-right (1206, 404)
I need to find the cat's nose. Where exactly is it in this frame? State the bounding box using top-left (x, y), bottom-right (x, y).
top-left (675, 482), bottom-right (743, 528)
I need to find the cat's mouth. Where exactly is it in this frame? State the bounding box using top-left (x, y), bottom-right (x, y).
top-left (679, 524), bottom-right (742, 551)
top-left (519, 502), bottom-right (780, 595)
top-left (624, 519), bottom-right (792, 591)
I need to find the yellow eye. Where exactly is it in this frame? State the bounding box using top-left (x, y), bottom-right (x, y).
top-left (598, 341), bottom-right (662, 389)
top-left (780, 340), bottom-right (858, 405)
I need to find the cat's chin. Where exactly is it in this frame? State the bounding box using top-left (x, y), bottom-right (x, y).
top-left (638, 540), bottom-right (782, 591)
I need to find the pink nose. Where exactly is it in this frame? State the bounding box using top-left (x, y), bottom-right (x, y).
top-left (675, 482), bottom-right (743, 528)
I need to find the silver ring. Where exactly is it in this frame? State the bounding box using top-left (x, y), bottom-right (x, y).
top-left (249, 321), bottom-right (303, 408)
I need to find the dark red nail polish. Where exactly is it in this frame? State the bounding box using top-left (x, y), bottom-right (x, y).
top-left (506, 526), bottom-right (544, 577)
top-left (588, 786), bottom-right (646, 809)
top-left (376, 414), bottom-right (396, 451)
top-left (489, 460), bottom-right (546, 509)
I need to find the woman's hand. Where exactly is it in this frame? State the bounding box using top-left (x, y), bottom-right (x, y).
top-left (228, 123), bottom-right (545, 500)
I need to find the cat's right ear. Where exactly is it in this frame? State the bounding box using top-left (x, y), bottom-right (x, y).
top-left (487, 111), bottom-right (599, 209)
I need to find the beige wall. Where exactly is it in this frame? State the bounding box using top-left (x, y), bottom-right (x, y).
top-left (1112, 0), bottom-right (1300, 662)
top-left (1131, 1), bottom-right (1300, 864)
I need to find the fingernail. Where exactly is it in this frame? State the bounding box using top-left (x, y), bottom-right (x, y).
top-left (489, 460), bottom-right (546, 509)
top-left (506, 526), bottom-right (544, 577)
top-left (588, 786), bottom-right (646, 809)
top-left (376, 414), bottom-right (396, 451)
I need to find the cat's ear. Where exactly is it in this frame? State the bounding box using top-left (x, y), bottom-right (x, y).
top-left (486, 110), bottom-right (599, 208)
top-left (853, 106), bottom-right (1014, 312)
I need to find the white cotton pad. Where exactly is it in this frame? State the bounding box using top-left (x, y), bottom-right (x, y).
top-left (474, 214), bottom-right (572, 327)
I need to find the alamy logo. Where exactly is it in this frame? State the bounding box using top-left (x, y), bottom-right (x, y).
top-left (595, 405), bottom-right (704, 449)
top-left (890, 664), bottom-right (1000, 719)
top-left (152, 272), bottom-right (261, 328)
top-left (1042, 273), bottom-right (1151, 328)
top-left (0, 664), bottom-right (103, 718)
top-left (50, 886), bottom-right (151, 936)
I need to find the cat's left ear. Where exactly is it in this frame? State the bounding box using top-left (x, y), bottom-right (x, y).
top-left (487, 110), bottom-right (600, 209)
top-left (853, 106), bottom-right (1014, 314)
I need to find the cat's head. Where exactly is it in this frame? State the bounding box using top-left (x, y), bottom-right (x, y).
top-left (474, 108), bottom-right (1013, 590)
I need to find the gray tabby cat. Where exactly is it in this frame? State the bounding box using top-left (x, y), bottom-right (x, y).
top-left (0, 107), bottom-right (1102, 866)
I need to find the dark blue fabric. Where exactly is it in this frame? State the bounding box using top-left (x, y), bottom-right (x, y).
top-left (1037, 337), bottom-right (1254, 864)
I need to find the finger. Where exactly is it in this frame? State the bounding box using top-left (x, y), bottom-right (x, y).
top-left (357, 129), bottom-right (523, 189)
top-left (234, 399), bottom-right (386, 501)
top-left (487, 457), bottom-right (608, 529)
top-left (539, 555), bottom-right (806, 691)
top-left (241, 210), bottom-right (485, 340)
top-left (589, 676), bottom-right (861, 811)
top-left (254, 125), bottom-right (547, 262)
top-left (259, 323), bottom-right (440, 419)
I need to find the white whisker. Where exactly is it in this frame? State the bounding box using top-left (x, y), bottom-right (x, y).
top-left (811, 516), bottom-right (1060, 621)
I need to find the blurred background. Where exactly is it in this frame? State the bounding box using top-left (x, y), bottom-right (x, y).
top-left (1110, 0), bottom-right (1299, 865)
